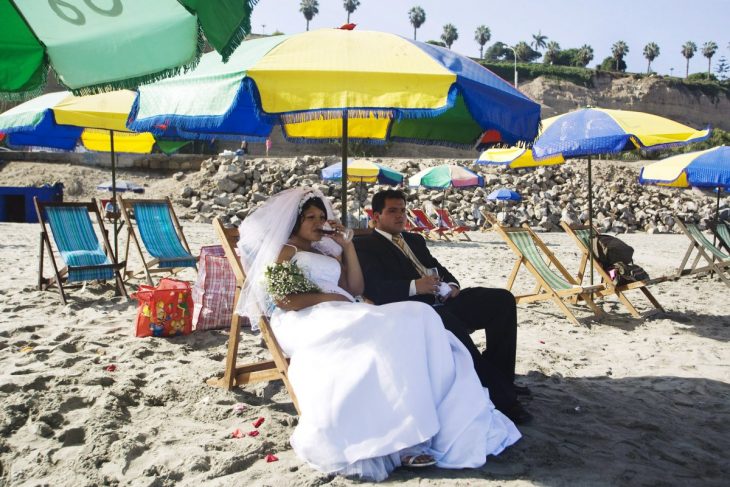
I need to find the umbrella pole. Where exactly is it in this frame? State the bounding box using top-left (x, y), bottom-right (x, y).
top-left (341, 111), bottom-right (348, 226)
top-left (588, 156), bottom-right (594, 285)
top-left (714, 187), bottom-right (721, 247)
top-left (359, 180), bottom-right (363, 228)
top-left (110, 129), bottom-right (118, 264)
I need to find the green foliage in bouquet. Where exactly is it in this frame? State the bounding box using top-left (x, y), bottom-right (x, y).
top-left (265, 261), bottom-right (321, 303)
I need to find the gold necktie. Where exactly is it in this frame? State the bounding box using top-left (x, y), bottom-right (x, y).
top-left (392, 234), bottom-right (429, 277)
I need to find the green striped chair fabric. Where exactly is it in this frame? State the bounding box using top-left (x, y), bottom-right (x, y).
top-left (507, 230), bottom-right (572, 290)
top-left (685, 223), bottom-right (729, 261)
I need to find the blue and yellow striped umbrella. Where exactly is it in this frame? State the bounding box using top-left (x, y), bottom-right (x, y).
top-left (322, 161), bottom-right (404, 185)
top-left (476, 147), bottom-right (564, 168)
top-left (639, 146), bottom-right (730, 222)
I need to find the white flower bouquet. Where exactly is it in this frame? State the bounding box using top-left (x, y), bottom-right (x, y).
top-left (265, 261), bottom-right (321, 303)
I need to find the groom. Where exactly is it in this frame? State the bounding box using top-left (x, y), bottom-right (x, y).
top-left (354, 189), bottom-right (532, 424)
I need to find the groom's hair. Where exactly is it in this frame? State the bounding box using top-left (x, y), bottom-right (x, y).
top-left (372, 190), bottom-right (407, 214)
top-left (291, 196), bottom-right (327, 235)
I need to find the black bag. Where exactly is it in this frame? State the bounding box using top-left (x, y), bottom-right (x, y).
top-left (612, 262), bottom-right (649, 284)
top-left (591, 234), bottom-right (634, 268)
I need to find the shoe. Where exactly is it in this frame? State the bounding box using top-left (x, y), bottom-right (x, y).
top-left (514, 384), bottom-right (532, 396)
top-left (401, 454), bottom-right (437, 468)
top-left (504, 401), bottom-right (533, 425)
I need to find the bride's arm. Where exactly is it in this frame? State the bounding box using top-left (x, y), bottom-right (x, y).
top-left (338, 240), bottom-right (365, 296)
top-left (273, 245), bottom-right (350, 311)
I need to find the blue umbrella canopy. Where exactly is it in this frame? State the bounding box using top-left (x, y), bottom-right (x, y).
top-left (639, 146), bottom-right (730, 190)
top-left (486, 188), bottom-right (522, 201)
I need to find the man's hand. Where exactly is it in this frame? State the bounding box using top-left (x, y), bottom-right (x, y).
top-left (439, 284), bottom-right (460, 302)
top-left (415, 275), bottom-right (440, 295)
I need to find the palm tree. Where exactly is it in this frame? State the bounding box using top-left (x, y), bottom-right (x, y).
top-left (531, 31), bottom-right (548, 51)
top-left (408, 6), bottom-right (426, 41)
top-left (702, 41), bottom-right (718, 79)
top-left (474, 25), bottom-right (491, 59)
top-left (575, 44), bottom-right (594, 67)
top-left (343, 0), bottom-right (360, 23)
top-left (681, 41), bottom-right (697, 78)
top-left (611, 40), bottom-right (629, 71)
top-left (544, 41), bottom-right (560, 65)
top-left (441, 23), bottom-right (458, 50)
top-left (643, 42), bottom-right (660, 74)
top-left (299, 0), bottom-right (319, 32)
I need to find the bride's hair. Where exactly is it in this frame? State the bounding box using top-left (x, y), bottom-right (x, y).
top-left (291, 196), bottom-right (327, 236)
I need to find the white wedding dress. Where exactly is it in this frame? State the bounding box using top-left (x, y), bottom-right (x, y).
top-left (270, 250), bottom-right (521, 481)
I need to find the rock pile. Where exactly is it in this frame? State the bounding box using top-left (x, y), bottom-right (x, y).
top-left (176, 154), bottom-right (729, 233)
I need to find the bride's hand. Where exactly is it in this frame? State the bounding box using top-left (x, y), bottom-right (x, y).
top-left (326, 220), bottom-right (352, 247)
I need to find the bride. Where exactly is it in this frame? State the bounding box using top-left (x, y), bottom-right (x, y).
top-left (236, 187), bottom-right (520, 481)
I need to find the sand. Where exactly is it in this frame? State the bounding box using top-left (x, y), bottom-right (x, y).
top-left (1, 164), bottom-right (729, 486)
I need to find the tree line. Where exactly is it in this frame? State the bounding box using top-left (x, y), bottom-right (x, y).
top-left (295, 2), bottom-right (726, 80)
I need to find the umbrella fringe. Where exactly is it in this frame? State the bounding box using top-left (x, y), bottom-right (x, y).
top-left (0, 61), bottom-right (47, 102)
top-left (69, 28), bottom-right (205, 97)
top-left (633, 127), bottom-right (712, 153)
top-left (218, 0), bottom-right (259, 62)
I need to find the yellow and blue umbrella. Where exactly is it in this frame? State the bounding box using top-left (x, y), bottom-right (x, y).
top-left (1, 0), bottom-right (256, 100)
top-left (639, 145), bottom-right (730, 222)
top-left (0, 90), bottom-right (187, 257)
top-left (128, 28), bottom-right (541, 222)
top-left (477, 147), bottom-right (564, 168)
top-left (321, 160), bottom-right (404, 185)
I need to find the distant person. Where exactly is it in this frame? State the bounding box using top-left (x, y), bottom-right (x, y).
top-left (240, 140), bottom-right (248, 155)
top-left (265, 137), bottom-right (272, 157)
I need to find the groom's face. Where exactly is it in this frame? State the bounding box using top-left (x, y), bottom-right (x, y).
top-left (375, 197), bottom-right (407, 235)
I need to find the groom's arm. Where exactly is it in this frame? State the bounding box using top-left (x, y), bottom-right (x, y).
top-left (354, 239), bottom-right (413, 304)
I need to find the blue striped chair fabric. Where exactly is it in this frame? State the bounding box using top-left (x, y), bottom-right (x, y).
top-left (45, 206), bottom-right (114, 282)
top-left (133, 202), bottom-right (196, 268)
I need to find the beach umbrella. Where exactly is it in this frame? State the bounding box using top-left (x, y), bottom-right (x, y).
top-left (1, 0), bottom-right (257, 100)
top-left (128, 28), bottom-right (541, 224)
top-left (639, 145), bottom-right (730, 224)
top-left (477, 147), bottom-right (564, 168)
top-left (479, 107), bottom-right (709, 282)
top-left (96, 180), bottom-right (145, 194)
top-left (409, 164), bottom-right (485, 221)
top-left (487, 188), bottom-right (522, 201)
top-left (0, 90), bottom-right (175, 259)
top-left (322, 160), bottom-right (404, 226)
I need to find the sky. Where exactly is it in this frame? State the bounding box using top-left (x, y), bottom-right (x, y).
top-left (250, 0), bottom-right (729, 76)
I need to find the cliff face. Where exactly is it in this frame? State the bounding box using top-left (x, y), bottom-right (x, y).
top-left (519, 73), bottom-right (730, 131)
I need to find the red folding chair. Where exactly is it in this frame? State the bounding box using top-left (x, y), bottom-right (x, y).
top-left (434, 208), bottom-right (471, 241)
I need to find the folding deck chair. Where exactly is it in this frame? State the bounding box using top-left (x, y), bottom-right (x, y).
top-left (409, 208), bottom-right (450, 240)
top-left (118, 196), bottom-right (198, 285)
top-left (34, 197), bottom-right (128, 304)
top-left (674, 218), bottom-right (730, 287)
top-left (560, 221), bottom-right (667, 318)
top-left (207, 218), bottom-right (300, 414)
top-left (489, 217), bottom-right (606, 325)
top-left (434, 208), bottom-right (471, 241)
top-left (709, 221), bottom-right (730, 254)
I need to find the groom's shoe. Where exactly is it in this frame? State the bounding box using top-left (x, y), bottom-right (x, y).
top-left (504, 401), bottom-right (533, 425)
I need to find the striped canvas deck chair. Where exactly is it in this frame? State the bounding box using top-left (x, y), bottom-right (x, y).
top-left (490, 220), bottom-right (606, 325)
top-left (675, 218), bottom-right (730, 287)
top-left (434, 208), bottom-right (471, 241)
top-left (118, 196), bottom-right (198, 285)
top-left (409, 208), bottom-right (450, 241)
top-left (34, 197), bottom-right (127, 304)
top-left (207, 218), bottom-right (300, 414)
top-left (560, 222), bottom-right (667, 318)
top-left (710, 221), bottom-right (730, 254)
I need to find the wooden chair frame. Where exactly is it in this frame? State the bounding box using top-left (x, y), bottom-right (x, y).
top-left (559, 221), bottom-right (667, 318)
top-left (488, 215), bottom-right (606, 325)
top-left (207, 218), bottom-right (300, 414)
top-left (34, 197), bottom-right (128, 304)
top-left (409, 208), bottom-right (451, 241)
top-left (117, 196), bottom-right (198, 285)
top-left (434, 208), bottom-right (471, 241)
top-left (674, 218), bottom-right (730, 287)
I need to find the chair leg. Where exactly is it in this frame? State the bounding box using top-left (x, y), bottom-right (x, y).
top-left (38, 233), bottom-right (44, 291)
top-left (639, 287), bottom-right (665, 313)
top-left (552, 295), bottom-right (581, 326)
top-left (581, 293), bottom-right (605, 319)
top-left (615, 290), bottom-right (642, 318)
top-left (221, 312), bottom-right (242, 390)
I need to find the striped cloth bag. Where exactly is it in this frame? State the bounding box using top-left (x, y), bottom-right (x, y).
top-left (192, 245), bottom-right (236, 330)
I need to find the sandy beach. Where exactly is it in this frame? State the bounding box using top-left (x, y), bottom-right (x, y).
top-left (1, 206), bottom-right (729, 486)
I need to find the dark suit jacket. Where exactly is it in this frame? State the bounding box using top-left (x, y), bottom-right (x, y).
top-left (354, 231), bottom-right (458, 305)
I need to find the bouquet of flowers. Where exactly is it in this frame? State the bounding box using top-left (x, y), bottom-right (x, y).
top-left (265, 261), bottom-right (321, 303)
